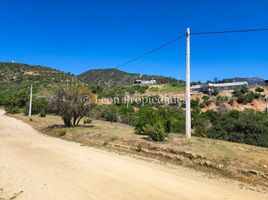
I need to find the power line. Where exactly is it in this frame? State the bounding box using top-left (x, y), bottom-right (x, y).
top-left (96, 27), bottom-right (268, 70)
top-left (191, 28), bottom-right (268, 35)
top-left (114, 34), bottom-right (186, 69)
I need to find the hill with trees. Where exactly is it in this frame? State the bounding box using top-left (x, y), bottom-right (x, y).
top-left (78, 68), bottom-right (177, 88)
top-left (0, 62), bottom-right (178, 90)
top-left (0, 62), bottom-right (75, 96)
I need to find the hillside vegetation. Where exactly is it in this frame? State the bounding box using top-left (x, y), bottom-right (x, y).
top-left (0, 62), bottom-right (74, 84)
top-left (0, 62), bottom-right (177, 91)
top-left (78, 68), bottom-right (177, 88)
top-left (0, 62), bottom-right (75, 96)
top-left (1, 61), bottom-right (268, 147)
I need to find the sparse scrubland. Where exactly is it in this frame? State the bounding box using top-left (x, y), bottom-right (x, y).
top-left (1, 62), bottom-right (268, 188)
top-left (1, 79), bottom-right (267, 147)
top-left (5, 83), bottom-right (268, 188)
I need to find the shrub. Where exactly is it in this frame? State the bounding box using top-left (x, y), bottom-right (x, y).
top-left (216, 95), bottom-right (229, 106)
top-left (191, 98), bottom-right (200, 108)
top-left (201, 95), bottom-right (212, 107)
top-left (134, 107), bottom-right (159, 134)
top-left (170, 82), bottom-right (179, 87)
top-left (22, 107), bottom-right (28, 116)
top-left (57, 130), bottom-right (66, 137)
top-left (39, 110), bottom-right (46, 117)
top-left (138, 85), bottom-right (149, 94)
top-left (211, 87), bottom-right (219, 96)
top-left (237, 94), bottom-right (248, 104)
top-left (118, 106), bottom-right (135, 124)
top-left (103, 106), bottom-right (117, 123)
top-left (144, 122), bottom-right (167, 142)
top-left (240, 85), bottom-right (249, 94)
top-left (32, 98), bottom-right (48, 115)
top-left (255, 87), bottom-right (264, 93)
top-left (194, 125), bottom-right (208, 137)
top-left (207, 110), bottom-right (268, 147)
top-left (236, 91), bottom-right (260, 104)
top-left (202, 95), bottom-right (210, 101)
top-left (83, 118), bottom-right (92, 125)
top-left (5, 106), bottom-right (20, 114)
top-left (233, 85), bottom-right (249, 97)
top-left (90, 85), bottom-right (103, 95)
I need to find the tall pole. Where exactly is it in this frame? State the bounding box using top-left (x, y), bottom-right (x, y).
top-left (185, 27), bottom-right (191, 138)
top-left (29, 84), bottom-right (33, 117)
top-left (266, 96), bottom-right (268, 116)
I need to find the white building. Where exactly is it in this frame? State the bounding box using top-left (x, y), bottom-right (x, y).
top-left (191, 81), bottom-right (248, 94)
top-left (134, 79), bottom-right (157, 85)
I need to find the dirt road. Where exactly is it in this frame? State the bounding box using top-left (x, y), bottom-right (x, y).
top-left (0, 110), bottom-right (267, 200)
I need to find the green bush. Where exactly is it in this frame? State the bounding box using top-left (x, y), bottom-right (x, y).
top-left (134, 107), bottom-right (159, 134)
top-left (57, 130), bottom-right (66, 137)
top-left (233, 85), bottom-right (249, 97)
top-left (194, 125), bottom-right (208, 137)
top-left (22, 107), bottom-right (28, 116)
top-left (4, 106), bottom-right (21, 114)
top-left (102, 105), bottom-right (117, 123)
top-left (31, 98), bottom-right (48, 115)
top-left (206, 110), bottom-right (268, 147)
top-left (134, 107), bottom-right (185, 135)
top-left (0, 85), bottom-right (28, 108)
top-left (255, 87), bottom-right (264, 93)
top-left (236, 91), bottom-right (260, 104)
top-left (200, 95), bottom-right (212, 107)
top-left (118, 106), bottom-right (135, 124)
top-left (39, 110), bottom-right (46, 117)
top-left (237, 94), bottom-right (247, 104)
top-left (202, 95), bottom-right (210, 101)
top-left (144, 122), bottom-right (167, 142)
top-left (90, 85), bottom-right (103, 95)
top-left (83, 118), bottom-right (92, 125)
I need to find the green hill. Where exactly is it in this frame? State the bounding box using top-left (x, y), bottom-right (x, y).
top-left (78, 68), bottom-right (177, 88)
top-left (0, 62), bottom-right (75, 95)
top-left (0, 62), bottom-right (74, 84)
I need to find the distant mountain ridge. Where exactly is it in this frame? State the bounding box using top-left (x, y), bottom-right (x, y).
top-left (222, 77), bottom-right (265, 86)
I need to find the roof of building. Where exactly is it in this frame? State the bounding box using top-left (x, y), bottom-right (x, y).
top-left (191, 81), bottom-right (248, 89)
top-left (191, 85), bottom-right (204, 89)
top-left (208, 81), bottom-right (248, 87)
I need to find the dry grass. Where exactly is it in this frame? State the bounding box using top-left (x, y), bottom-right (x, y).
top-left (10, 113), bottom-right (268, 189)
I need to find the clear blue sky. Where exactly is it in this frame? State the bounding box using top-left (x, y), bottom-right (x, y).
top-left (0, 0), bottom-right (267, 81)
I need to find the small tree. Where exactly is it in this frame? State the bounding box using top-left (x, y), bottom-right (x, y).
top-left (240, 85), bottom-right (249, 94)
top-left (53, 84), bottom-right (95, 127)
top-left (134, 107), bottom-right (159, 134)
top-left (144, 122), bottom-right (167, 142)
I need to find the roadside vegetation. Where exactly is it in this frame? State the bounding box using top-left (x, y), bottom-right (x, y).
top-left (1, 83), bottom-right (267, 146)
top-left (1, 80), bottom-right (268, 188)
top-left (10, 113), bottom-right (268, 188)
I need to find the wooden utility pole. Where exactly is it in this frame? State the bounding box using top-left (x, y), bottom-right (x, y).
top-left (28, 84), bottom-right (33, 116)
top-left (185, 27), bottom-right (191, 138)
top-left (266, 96), bottom-right (268, 116)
